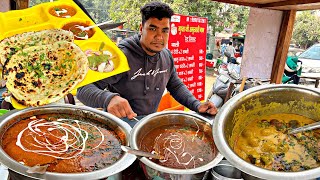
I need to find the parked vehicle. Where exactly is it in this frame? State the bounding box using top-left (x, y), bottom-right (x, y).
top-left (298, 43), bottom-right (320, 76)
top-left (288, 47), bottom-right (305, 57)
top-left (207, 62), bottom-right (238, 105)
top-left (282, 56), bottom-right (302, 84)
top-left (205, 53), bottom-right (217, 68)
top-left (207, 62), bottom-right (270, 108)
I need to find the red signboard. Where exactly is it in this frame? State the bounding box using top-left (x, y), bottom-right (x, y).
top-left (168, 14), bottom-right (208, 101)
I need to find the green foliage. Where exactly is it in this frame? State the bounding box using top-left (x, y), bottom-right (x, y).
top-left (108, 0), bottom-right (249, 34)
top-left (232, 6), bottom-right (249, 33)
top-left (293, 11), bottom-right (320, 48)
top-left (79, 0), bottom-right (112, 23)
top-left (29, 0), bottom-right (51, 6)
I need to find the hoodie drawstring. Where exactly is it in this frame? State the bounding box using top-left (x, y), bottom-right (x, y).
top-left (144, 57), bottom-right (148, 95)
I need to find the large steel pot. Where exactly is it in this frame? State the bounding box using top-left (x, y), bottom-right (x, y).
top-left (213, 84), bottom-right (320, 180)
top-left (0, 104), bottom-right (136, 180)
top-left (130, 111), bottom-right (223, 180)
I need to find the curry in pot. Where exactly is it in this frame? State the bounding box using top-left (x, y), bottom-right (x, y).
top-left (139, 123), bottom-right (217, 169)
top-left (1, 114), bottom-right (124, 173)
top-left (234, 113), bottom-right (319, 172)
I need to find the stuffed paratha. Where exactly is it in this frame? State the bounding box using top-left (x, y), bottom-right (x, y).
top-left (4, 41), bottom-right (88, 106)
top-left (0, 29), bottom-right (74, 65)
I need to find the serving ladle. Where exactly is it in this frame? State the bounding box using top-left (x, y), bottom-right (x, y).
top-left (288, 121), bottom-right (320, 134)
top-left (27, 146), bottom-right (163, 174)
top-left (121, 146), bottom-right (164, 160)
top-left (74, 20), bottom-right (113, 31)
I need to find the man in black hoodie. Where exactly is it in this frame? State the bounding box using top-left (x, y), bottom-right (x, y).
top-left (77, 2), bottom-right (217, 119)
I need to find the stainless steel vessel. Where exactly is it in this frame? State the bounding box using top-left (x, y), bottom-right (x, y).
top-left (130, 111), bottom-right (224, 180)
top-left (211, 160), bottom-right (243, 180)
top-left (0, 104), bottom-right (136, 180)
top-left (213, 84), bottom-right (320, 180)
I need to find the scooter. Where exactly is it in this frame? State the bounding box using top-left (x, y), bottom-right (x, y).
top-left (207, 62), bottom-right (241, 108)
top-left (207, 62), bottom-right (269, 108)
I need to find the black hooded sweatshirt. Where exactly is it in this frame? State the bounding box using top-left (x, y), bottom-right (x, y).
top-left (77, 34), bottom-right (200, 116)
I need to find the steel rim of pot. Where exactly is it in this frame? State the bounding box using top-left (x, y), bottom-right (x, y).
top-left (130, 110), bottom-right (224, 175)
top-left (211, 160), bottom-right (244, 180)
top-left (213, 84), bottom-right (320, 180)
top-left (0, 104), bottom-right (136, 180)
top-left (211, 168), bottom-right (243, 180)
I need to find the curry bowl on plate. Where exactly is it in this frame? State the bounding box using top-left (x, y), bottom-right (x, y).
top-left (60, 19), bottom-right (95, 40)
top-left (48, 4), bottom-right (77, 18)
top-left (80, 41), bottom-right (118, 73)
top-left (0, 104), bottom-right (135, 180)
top-left (213, 84), bottom-right (320, 180)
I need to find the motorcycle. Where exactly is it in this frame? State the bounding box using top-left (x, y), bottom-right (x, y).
top-left (207, 62), bottom-right (269, 108)
top-left (207, 55), bottom-right (301, 108)
top-left (207, 62), bottom-right (241, 108)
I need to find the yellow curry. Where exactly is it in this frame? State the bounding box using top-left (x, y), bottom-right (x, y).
top-left (234, 113), bottom-right (319, 172)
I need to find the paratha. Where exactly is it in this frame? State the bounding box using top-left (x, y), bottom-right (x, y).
top-left (0, 29), bottom-right (74, 65)
top-left (3, 41), bottom-right (88, 106)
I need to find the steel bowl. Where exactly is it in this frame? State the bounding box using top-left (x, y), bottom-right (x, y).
top-left (130, 111), bottom-right (223, 180)
top-left (0, 104), bottom-right (136, 180)
top-left (213, 84), bottom-right (320, 180)
top-left (211, 160), bottom-right (243, 180)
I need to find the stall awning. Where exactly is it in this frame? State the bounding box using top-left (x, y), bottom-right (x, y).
top-left (211, 0), bottom-right (320, 11)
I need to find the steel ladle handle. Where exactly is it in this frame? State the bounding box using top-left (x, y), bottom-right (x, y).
top-left (84, 20), bottom-right (113, 31)
top-left (288, 121), bottom-right (320, 134)
top-left (121, 146), bottom-right (164, 160)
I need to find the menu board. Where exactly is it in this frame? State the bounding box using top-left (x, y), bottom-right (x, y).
top-left (168, 14), bottom-right (208, 101)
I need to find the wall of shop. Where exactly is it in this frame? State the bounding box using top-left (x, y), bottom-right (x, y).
top-left (240, 8), bottom-right (283, 79)
top-left (0, 0), bottom-right (10, 12)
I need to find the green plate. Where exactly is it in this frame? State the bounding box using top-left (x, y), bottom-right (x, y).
top-left (0, 109), bottom-right (9, 116)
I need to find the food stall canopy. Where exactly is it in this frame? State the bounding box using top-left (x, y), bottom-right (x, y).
top-left (12, 0), bottom-right (320, 11)
top-left (210, 0), bottom-right (320, 11)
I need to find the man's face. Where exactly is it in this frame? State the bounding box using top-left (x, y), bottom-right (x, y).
top-left (140, 17), bottom-right (170, 56)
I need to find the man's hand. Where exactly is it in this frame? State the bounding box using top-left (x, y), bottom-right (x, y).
top-left (107, 96), bottom-right (137, 119)
top-left (198, 101), bottom-right (218, 115)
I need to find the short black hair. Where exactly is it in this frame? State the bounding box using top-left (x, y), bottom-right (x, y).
top-left (229, 42), bottom-right (233, 45)
top-left (140, 2), bottom-right (174, 25)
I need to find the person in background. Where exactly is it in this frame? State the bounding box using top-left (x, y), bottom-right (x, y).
top-left (216, 40), bottom-right (221, 53)
top-left (282, 56), bottom-right (302, 84)
top-left (77, 2), bottom-right (217, 120)
top-left (221, 43), bottom-right (227, 57)
top-left (239, 43), bottom-right (244, 57)
top-left (226, 41), bottom-right (236, 58)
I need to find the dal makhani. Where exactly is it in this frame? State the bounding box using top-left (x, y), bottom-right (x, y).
top-left (49, 5), bottom-right (77, 18)
top-left (234, 113), bottom-right (320, 172)
top-left (2, 114), bottom-right (123, 173)
top-left (62, 22), bottom-right (95, 40)
top-left (139, 123), bottom-right (217, 169)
